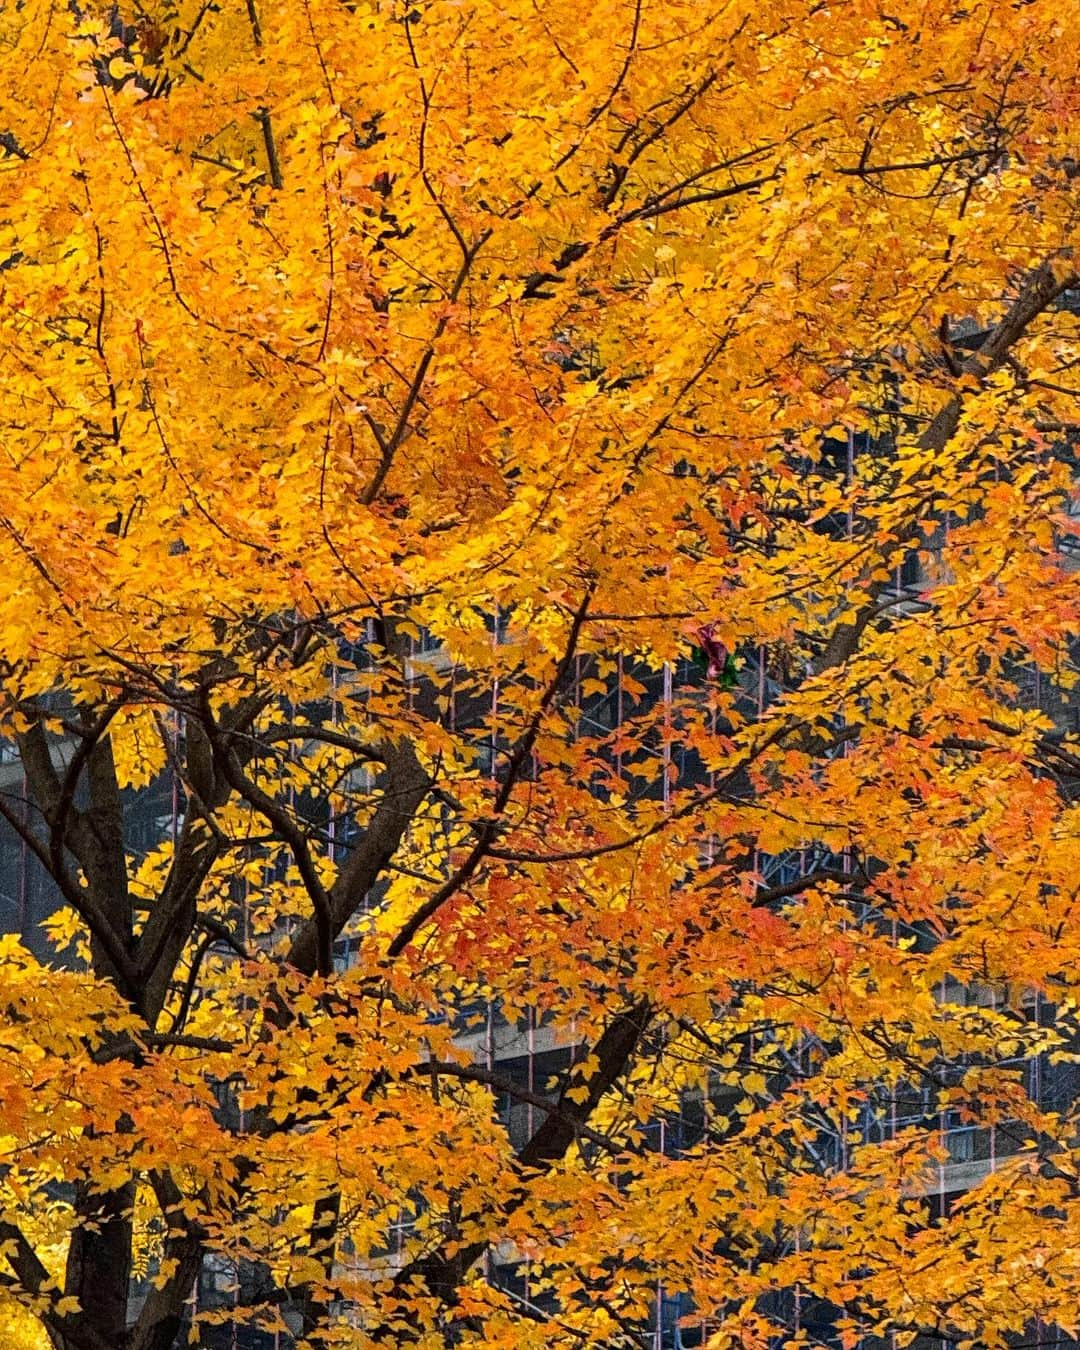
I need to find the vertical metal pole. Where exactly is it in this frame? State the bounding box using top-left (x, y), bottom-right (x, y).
top-left (527, 1006), bottom-right (535, 1139)
top-left (753, 646), bottom-right (765, 883)
top-left (484, 999), bottom-right (494, 1283)
top-left (662, 661), bottom-right (673, 811)
top-left (327, 660), bottom-right (337, 869)
top-left (17, 768), bottom-right (27, 935)
top-left (615, 653), bottom-right (624, 783)
top-left (655, 1119), bottom-right (666, 1349)
top-left (491, 612), bottom-right (500, 785)
top-left (846, 427), bottom-right (855, 538)
top-left (170, 710), bottom-right (180, 850)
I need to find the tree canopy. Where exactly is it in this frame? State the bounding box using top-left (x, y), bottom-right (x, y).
top-left (0, 0), bottom-right (1079, 1346)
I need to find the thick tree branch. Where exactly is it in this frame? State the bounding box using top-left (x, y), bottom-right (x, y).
top-left (200, 694), bottom-right (335, 976)
top-left (812, 259), bottom-right (1078, 676)
top-left (411, 1059), bottom-right (624, 1155)
top-left (285, 737), bottom-right (432, 975)
top-left (0, 1220), bottom-right (114, 1350)
top-left (386, 999), bottom-right (652, 1317)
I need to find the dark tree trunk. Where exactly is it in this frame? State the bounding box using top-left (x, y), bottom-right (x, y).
top-left (65, 1178), bottom-right (136, 1347)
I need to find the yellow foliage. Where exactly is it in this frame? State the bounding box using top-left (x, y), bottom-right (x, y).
top-left (0, 0), bottom-right (1077, 1345)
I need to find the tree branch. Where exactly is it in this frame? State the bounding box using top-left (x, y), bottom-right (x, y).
top-left (386, 583), bottom-right (595, 957)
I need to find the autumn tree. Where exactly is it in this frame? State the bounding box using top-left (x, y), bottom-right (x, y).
top-left (0, 0), bottom-right (1079, 1346)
